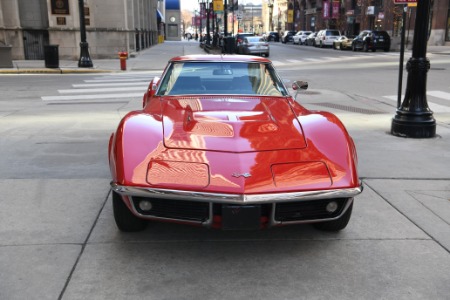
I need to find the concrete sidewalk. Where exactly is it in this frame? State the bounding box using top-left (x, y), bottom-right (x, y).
top-left (0, 40), bottom-right (206, 74)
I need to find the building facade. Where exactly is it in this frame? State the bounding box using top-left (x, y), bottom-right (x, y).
top-left (165, 0), bottom-right (181, 41)
top-left (0, 0), bottom-right (164, 60)
top-left (263, 0), bottom-right (450, 47)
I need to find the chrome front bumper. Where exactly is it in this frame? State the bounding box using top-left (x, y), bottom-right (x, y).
top-left (111, 182), bottom-right (362, 204)
top-left (111, 182), bottom-right (363, 227)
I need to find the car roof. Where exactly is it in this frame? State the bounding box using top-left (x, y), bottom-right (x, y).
top-left (170, 54), bottom-right (271, 63)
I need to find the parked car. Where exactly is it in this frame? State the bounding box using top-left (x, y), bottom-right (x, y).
top-left (293, 31), bottom-right (312, 45)
top-left (333, 35), bottom-right (354, 50)
top-left (281, 30), bottom-right (296, 43)
top-left (237, 36), bottom-right (270, 57)
top-left (305, 32), bottom-right (318, 46)
top-left (352, 30), bottom-right (391, 52)
top-left (109, 54), bottom-right (362, 232)
top-left (234, 32), bottom-right (255, 53)
top-left (263, 31), bottom-right (280, 42)
top-left (315, 29), bottom-right (341, 48)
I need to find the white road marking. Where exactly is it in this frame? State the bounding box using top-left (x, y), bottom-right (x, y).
top-left (58, 86), bottom-right (146, 94)
top-left (73, 82), bottom-right (149, 88)
top-left (383, 92), bottom-right (450, 112)
top-left (427, 91), bottom-right (450, 101)
top-left (42, 93), bottom-right (143, 101)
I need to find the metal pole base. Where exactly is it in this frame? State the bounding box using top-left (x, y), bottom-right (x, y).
top-left (78, 42), bottom-right (93, 68)
top-left (391, 56), bottom-right (436, 138)
top-left (391, 113), bottom-right (436, 138)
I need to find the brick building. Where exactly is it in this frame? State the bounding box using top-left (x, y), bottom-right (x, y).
top-left (263, 0), bottom-right (450, 47)
top-left (0, 0), bottom-right (165, 60)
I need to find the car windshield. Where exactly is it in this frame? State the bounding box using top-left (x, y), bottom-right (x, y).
top-left (326, 30), bottom-right (340, 36)
top-left (156, 61), bottom-right (288, 96)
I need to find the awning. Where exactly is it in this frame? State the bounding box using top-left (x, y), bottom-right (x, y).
top-left (156, 9), bottom-right (165, 23)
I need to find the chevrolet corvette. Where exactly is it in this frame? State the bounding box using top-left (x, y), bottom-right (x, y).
top-left (109, 55), bottom-right (362, 231)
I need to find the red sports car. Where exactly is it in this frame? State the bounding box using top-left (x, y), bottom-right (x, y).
top-left (109, 55), bottom-right (362, 232)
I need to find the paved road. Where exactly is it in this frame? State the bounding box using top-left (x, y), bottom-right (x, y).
top-left (0, 41), bottom-right (449, 299)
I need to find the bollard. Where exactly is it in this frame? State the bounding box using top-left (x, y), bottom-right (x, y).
top-left (118, 51), bottom-right (128, 70)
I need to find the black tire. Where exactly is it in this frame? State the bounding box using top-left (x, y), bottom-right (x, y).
top-left (333, 43), bottom-right (337, 50)
top-left (313, 201), bottom-right (353, 231)
top-left (384, 47), bottom-right (390, 52)
top-left (112, 190), bottom-right (147, 232)
top-left (352, 43), bottom-right (356, 52)
top-left (265, 52), bottom-right (270, 57)
top-left (363, 43), bottom-right (368, 52)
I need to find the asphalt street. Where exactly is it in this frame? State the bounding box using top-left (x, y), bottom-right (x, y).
top-left (0, 41), bottom-right (449, 299)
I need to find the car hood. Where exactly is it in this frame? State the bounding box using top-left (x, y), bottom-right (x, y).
top-left (161, 96), bottom-right (307, 152)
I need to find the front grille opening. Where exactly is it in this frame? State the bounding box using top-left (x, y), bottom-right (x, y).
top-left (132, 197), bottom-right (209, 222)
top-left (275, 198), bottom-right (348, 222)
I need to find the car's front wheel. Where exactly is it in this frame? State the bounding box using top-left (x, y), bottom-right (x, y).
top-left (352, 43), bottom-right (356, 51)
top-left (313, 201), bottom-right (353, 231)
top-left (112, 190), bottom-right (148, 232)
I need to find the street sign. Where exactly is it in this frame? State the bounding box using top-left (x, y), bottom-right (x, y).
top-left (213, 0), bottom-right (223, 11)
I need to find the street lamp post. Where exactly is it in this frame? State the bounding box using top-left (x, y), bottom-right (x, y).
top-left (391, 0), bottom-right (436, 138)
top-left (78, 0), bottom-right (93, 68)
top-left (199, 0), bottom-right (204, 42)
top-left (268, 1), bottom-right (274, 31)
top-left (224, 0), bottom-right (228, 36)
top-left (206, 1), bottom-right (211, 45)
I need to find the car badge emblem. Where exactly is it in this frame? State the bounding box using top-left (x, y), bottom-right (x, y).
top-left (232, 172), bottom-right (251, 178)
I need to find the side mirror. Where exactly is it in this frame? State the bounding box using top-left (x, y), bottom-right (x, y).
top-left (292, 80), bottom-right (308, 100)
top-left (143, 76), bottom-right (160, 108)
top-left (292, 81), bottom-right (308, 91)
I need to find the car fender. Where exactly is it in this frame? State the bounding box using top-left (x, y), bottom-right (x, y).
top-left (109, 111), bottom-right (164, 186)
top-left (290, 104), bottom-right (359, 188)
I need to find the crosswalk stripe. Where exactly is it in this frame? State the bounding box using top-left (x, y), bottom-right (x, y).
top-left (83, 78), bottom-right (150, 83)
top-left (58, 86), bottom-right (146, 94)
top-left (73, 82), bottom-right (149, 88)
top-left (286, 59), bottom-right (302, 63)
top-left (427, 91), bottom-right (450, 101)
top-left (42, 93), bottom-right (143, 101)
top-left (383, 93), bottom-right (450, 113)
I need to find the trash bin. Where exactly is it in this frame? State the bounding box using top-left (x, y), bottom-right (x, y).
top-left (224, 37), bottom-right (236, 54)
top-left (44, 45), bottom-right (59, 68)
top-left (0, 44), bottom-right (13, 68)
